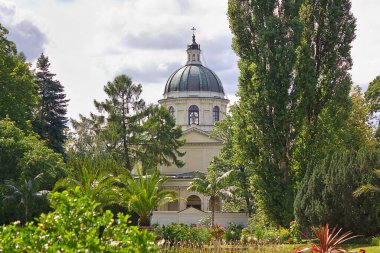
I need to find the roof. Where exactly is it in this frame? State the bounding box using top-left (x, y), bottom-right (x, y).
top-left (164, 64), bottom-right (225, 95)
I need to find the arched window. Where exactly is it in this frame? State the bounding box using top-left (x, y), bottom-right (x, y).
top-left (187, 195), bottom-right (201, 210)
top-left (168, 106), bottom-right (175, 117)
top-left (189, 105), bottom-right (199, 125)
top-left (192, 54), bottom-right (195, 61)
top-left (197, 54), bottom-right (200, 61)
top-left (213, 106), bottom-right (220, 122)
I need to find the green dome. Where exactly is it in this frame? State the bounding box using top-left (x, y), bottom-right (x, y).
top-left (164, 64), bottom-right (224, 94)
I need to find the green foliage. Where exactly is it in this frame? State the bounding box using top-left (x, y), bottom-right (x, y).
top-left (366, 76), bottom-right (380, 117)
top-left (188, 167), bottom-right (234, 226)
top-left (139, 105), bottom-right (185, 171)
top-left (227, 0), bottom-right (359, 226)
top-left (224, 223), bottom-right (244, 242)
top-left (3, 173), bottom-right (49, 224)
top-left (0, 118), bottom-right (65, 224)
top-left (0, 23), bottom-right (37, 130)
top-left (119, 168), bottom-right (178, 226)
top-left (0, 188), bottom-right (157, 252)
top-left (70, 74), bottom-right (184, 172)
top-left (371, 236), bottom-right (380, 246)
top-left (0, 118), bottom-right (65, 185)
top-left (294, 150), bottom-right (380, 235)
top-left (33, 53), bottom-right (68, 155)
top-left (155, 223), bottom-right (210, 244)
top-left (365, 75), bottom-right (380, 143)
top-left (54, 157), bottom-right (122, 211)
top-left (93, 74), bottom-right (146, 170)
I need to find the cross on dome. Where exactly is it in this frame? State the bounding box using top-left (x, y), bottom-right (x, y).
top-left (191, 27), bottom-right (197, 43)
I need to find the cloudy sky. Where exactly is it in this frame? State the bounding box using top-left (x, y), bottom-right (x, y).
top-left (1, 0), bottom-right (379, 120)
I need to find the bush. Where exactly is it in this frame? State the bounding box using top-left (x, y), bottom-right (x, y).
top-left (371, 236), bottom-right (380, 246)
top-left (240, 223), bottom-right (293, 245)
top-left (294, 150), bottom-right (380, 235)
top-left (0, 188), bottom-right (157, 252)
top-left (155, 223), bottom-right (210, 244)
top-left (208, 224), bottom-right (225, 240)
top-left (224, 223), bottom-right (244, 241)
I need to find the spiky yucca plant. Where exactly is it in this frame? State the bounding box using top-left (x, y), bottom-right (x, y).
top-left (294, 224), bottom-right (358, 253)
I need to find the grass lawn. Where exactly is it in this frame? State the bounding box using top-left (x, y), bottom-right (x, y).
top-left (159, 243), bottom-right (378, 252)
top-left (349, 245), bottom-right (380, 253)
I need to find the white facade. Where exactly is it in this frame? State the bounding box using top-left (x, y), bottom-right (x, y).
top-left (152, 33), bottom-right (248, 227)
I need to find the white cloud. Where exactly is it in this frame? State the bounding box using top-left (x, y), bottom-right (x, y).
top-left (0, 2), bottom-right (47, 60)
top-left (2, 0), bottom-right (379, 121)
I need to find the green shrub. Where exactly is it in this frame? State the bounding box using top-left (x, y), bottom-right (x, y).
top-left (0, 188), bottom-right (157, 252)
top-left (294, 150), bottom-right (380, 235)
top-left (155, 223), bottom-right (210, 244)
top-left (224, 223), bottom-right (244, 241)
top-left (240, 224), bottom-right (293, 245)
top-left (371, 236), bottom-right (380, 246)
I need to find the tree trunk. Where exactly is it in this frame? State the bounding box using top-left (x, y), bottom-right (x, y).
top-left (211, 196), bottom-right (215, 227)
top-left (24, 206), bottom-right (28, 224)
top-left (138, 215), bottom-right (151, 227)
top-left (121, 98), bottom-right (132, 171)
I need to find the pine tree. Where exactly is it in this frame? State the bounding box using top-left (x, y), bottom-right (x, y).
top-left (34, 53), bottom-right (69, 155)
top-left (94, 74), bottom-right (146, 170)
top-left (93, 74), bottom-right (184, 171)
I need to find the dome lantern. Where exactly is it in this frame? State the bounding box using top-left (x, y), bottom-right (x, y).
top-left (186, 27), bottom-right (201, 65)
top-left (163, 28), bottom-right (226, 99)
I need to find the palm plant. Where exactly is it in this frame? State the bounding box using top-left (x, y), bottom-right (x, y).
top-left (119, 168), bottom-right (177, 227)
top-left (3, 173), bottom-right (49, 224)
top-left (54, 159), bottom-right (120, 211)
top-left (187, 168), bottom-right (234, 226)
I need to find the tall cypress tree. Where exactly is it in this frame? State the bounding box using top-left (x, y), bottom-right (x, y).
top-left (34, 54), bottom-right (68, 155)
top-left (293, 0), bottom-right (357, 175)
top-left (228, 0), bottom-right (356, 226)
top-left (228, 0), bottom-right (304, 226)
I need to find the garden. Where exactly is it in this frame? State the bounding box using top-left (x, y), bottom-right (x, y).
top-left (1, 0), bottom-right (380, 252)
top-left (1, 188), bottom-right (379, 252)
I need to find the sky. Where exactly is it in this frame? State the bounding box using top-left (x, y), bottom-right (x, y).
top-left (0, 0), bottom-right (379, 120)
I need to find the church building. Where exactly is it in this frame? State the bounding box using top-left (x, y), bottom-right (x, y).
top-left (151, 31), bottom-right (248, 227)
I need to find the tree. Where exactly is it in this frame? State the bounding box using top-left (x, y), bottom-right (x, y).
top-left (294, 150), bottom-right (380, 235)
top-left (0, 118), bottom-right (65, 224)
top-left (54, 158), bottom-right (122, 211)
top-left (33, 53), bottom-right (68, 155)
top-left (228, 0), bottom-right (356, 225)
top-left (91, 74), bottom-right (184, 171)
top-left (188, 167), bottom-right (234, 226)
top-left (0, 23), bottom-right (37, 130)
top-left (94, 74), bottom-right (146, 170)
top-left (119, 168), bottom-right (177, 227)
top-left (3, 173), bottom-right (49, 224)
top-left (211, 114), bottom-right (255, 215)
top-left (354, 169), bottom-right (380, 197)
top-left (138, 105), bottom-right (185, 172)
top-left (228, 0), bottom-right (305, 225)
top-left (365, 75), bottom-right (380, 142)
top-left (293, 0), bottom-right (357, 172)
top-left (68, 114), bottom-right (109, 159)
